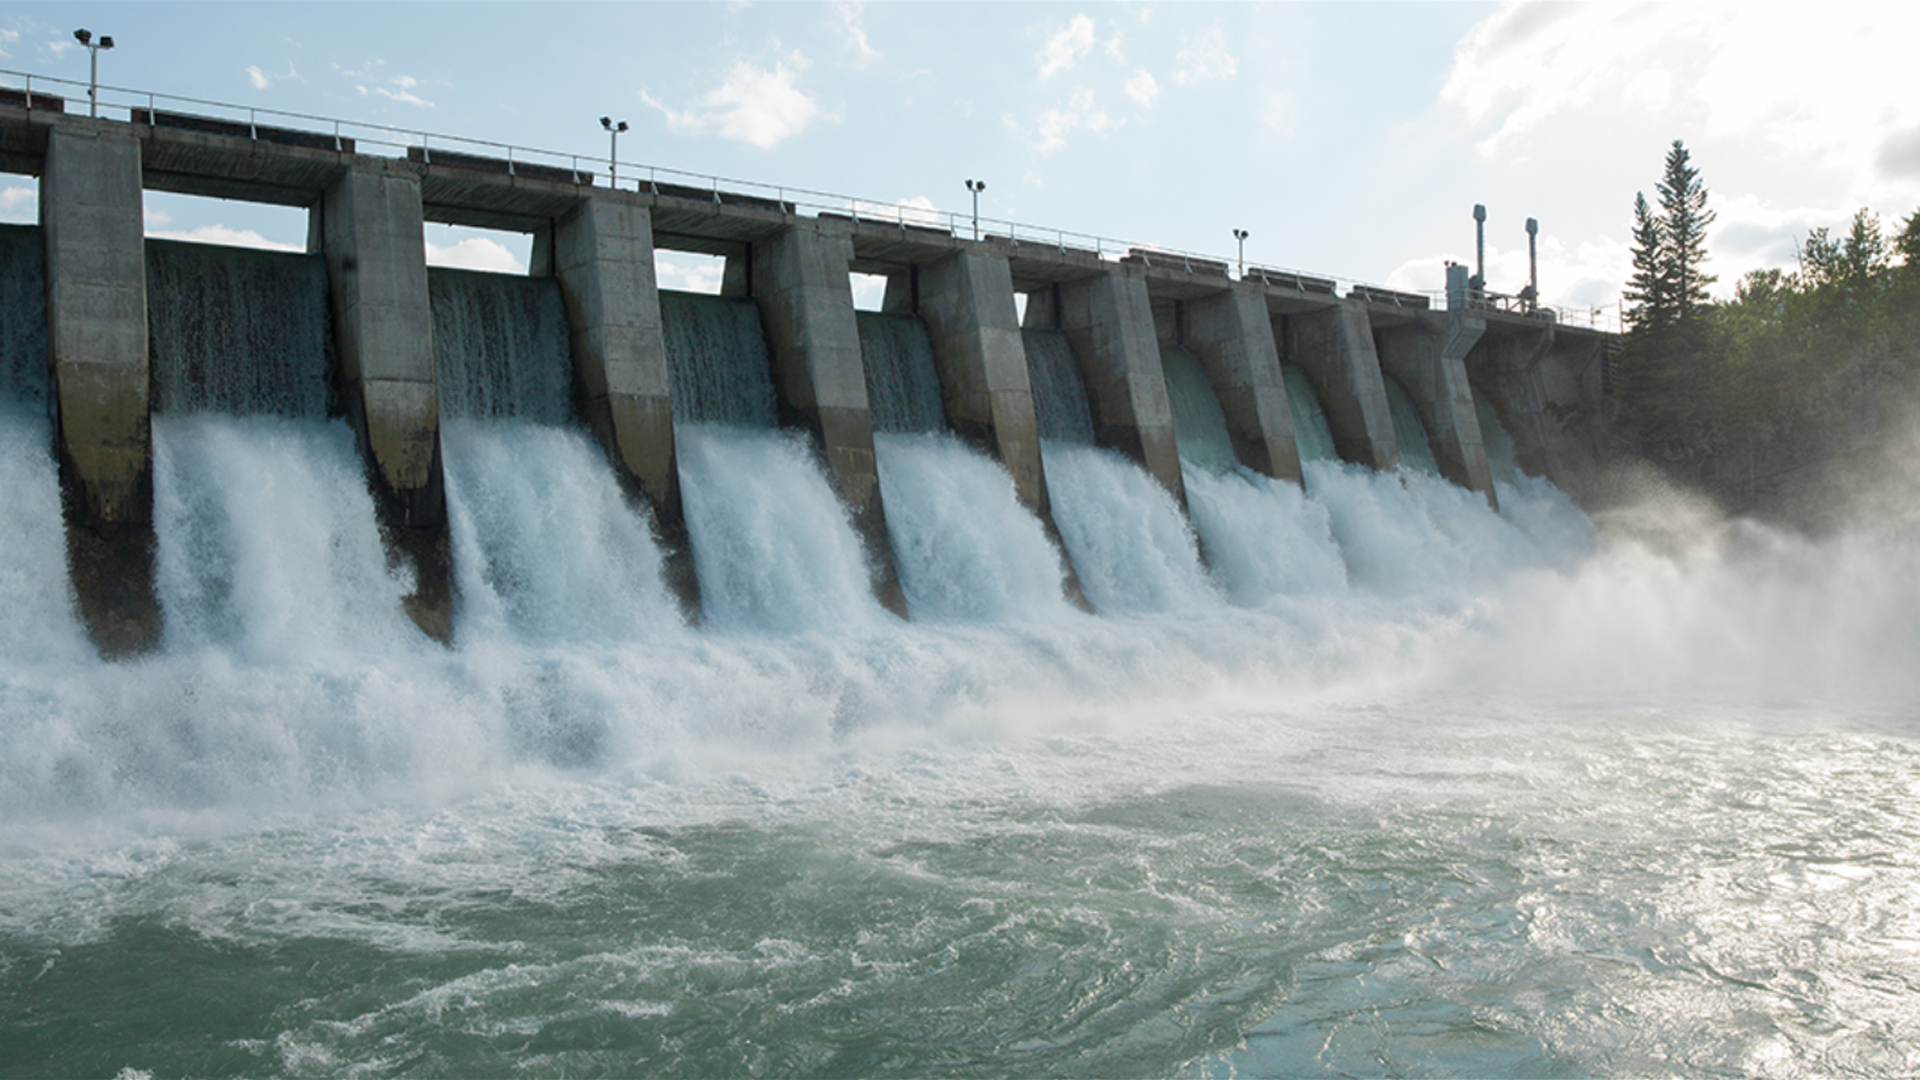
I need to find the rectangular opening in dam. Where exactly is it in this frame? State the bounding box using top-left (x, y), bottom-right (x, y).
top-left (0, 174), bottom-right (34, 226)
top-left (850, 272), bottom-right (887, 311)
top-left (424, 223), bottom-right (533, 276)
top-left (654, 251), bottom-right (726, 295)
top-left (143, 191), bottom-right (307, 253)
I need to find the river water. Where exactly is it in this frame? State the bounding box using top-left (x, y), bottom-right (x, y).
top-left (3, 399), bottom-right (1917, 1077)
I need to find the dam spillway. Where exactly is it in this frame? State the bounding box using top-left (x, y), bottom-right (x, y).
top-left (0, 98), bottom-right (1612, 655)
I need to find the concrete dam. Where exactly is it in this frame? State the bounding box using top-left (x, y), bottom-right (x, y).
top-left (0, 95), bottom-right (1613, 656)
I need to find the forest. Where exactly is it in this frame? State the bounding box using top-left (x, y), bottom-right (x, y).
top-left (1610, 140), bottom-right (1920, 527)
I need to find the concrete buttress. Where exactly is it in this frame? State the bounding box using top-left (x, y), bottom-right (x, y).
top-left (1284, 300), bottom-right (1399, 471)
top-left (549, 196), bottom-right (699, 618)
top-left (1376, 311), bottom-right (1496, 507)
top-left (43, 124), bottom-right (159, 655)
top-left (1054, 269), bottom-right (1186, 508)
top-left (319, 163), bottom-right (453, 641)
top-left (750, 222), bottom-right (908, 617)
top-left (1183, 286), bottom-right (1304, 485)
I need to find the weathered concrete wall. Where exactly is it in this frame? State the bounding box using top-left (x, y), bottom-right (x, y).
top-left (318, 163), bottom-right (452, 641)
top-left (1284, 300), bottom-right (1399, 471)
top-left (891, 252), bottom-right (1048, 513)
top-left (42, 125), bottom-right (159, 655)
top-left (1376, 311), bottom-right (1497, 506)
top-left (1183, 286), bottom-right (1304, 485)
top-left (549, 196), bottom-right (698, 617)
top-left (750, 222), bottom-right (907, 616)
top-left (1470, 322), bottom-right (1609, 498)
top-left (1050, 269), bottom-right (1186, 506)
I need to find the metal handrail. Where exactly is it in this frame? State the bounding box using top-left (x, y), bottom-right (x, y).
top-left (0, 65), bottom-right (1612, 325)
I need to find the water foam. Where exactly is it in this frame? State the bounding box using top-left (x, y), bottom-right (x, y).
top-left (1182, 463), bottom-right (1348, 605)
top-left (1041, 440), bottom-right (1217, 614)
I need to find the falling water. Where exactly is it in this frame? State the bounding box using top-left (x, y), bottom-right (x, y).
top-left (1382, 374), bottom-right (1439, 475)
top-left (858, 313), bottom-right (946, 434)
top-left (1160, 344), bottom-right (1236, 473)
top-left (1476, 390), bottom-right (1524, 487)
top-left (1282, 363), bottom-right (1337, 464)
top-left (0, 224), bottom-right (48, 412)
top-left (146, 239), bottom-right (333, 418)
top-left (658, 290), bottom-right (778, 427)
top-left (429, 268), bottom-right (572, 424)
top-left (1022, 328), bottom-right (1096, 445)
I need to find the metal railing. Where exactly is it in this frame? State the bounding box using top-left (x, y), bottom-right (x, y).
top-left (1, 65), bottom-right (1618, 329)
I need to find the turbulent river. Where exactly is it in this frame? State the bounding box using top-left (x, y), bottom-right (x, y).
top-left (2, 404), bottom-right (1918, 1078)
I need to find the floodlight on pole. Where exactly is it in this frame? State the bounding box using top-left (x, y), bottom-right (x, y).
top-left (1232, 228), bottom-right (1250, 278)
top-left (74, 28), bottom-right (115, 118)
top-left (600, 116), bottom-right (629, 185)
top-left (965, 179), bottom-right (986, 241)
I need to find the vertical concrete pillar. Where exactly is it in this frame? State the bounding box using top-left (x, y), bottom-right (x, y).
top-left (750, 222), bottom-right (906, 617)
top-left (42, 125), bottom-right (158, 655)
top-left (319, 162), bottom-right (452, 641)
top-left (1284, 300), bottom-right (1399, 471)
top-left (550, 196), bottom-right (698, 617)
top-left (1184, 285), bottom-right (1304, 485)
top-left (1055, 269), bottom-right (1185, 507)
top-left (1376, 311), bottom-right (1496, 507)
top-left (1469, 322), bottom-right (1612, 496)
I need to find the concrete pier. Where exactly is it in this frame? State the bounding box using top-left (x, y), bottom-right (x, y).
top-left (42, 125), bottom-right (159, 655)
top-left (317, 163), bottom-right (452, 640)
top-left (1375, 311), bottom-right (1497, 506)
top-left (1468, 322), bottom-right (1609, 498)
top-left (1042, 269), bottom-right (1186, 507)
top-left (750, 222), bottom-right (908, 617)
top-left (1284, 299), bottom-right (1399, 471)
top-left (1181, 286), bottom-right (1304, 485)
top-left (547, 196), bottom-right (699, 617)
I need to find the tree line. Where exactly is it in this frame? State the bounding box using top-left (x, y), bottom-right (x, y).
top-left (1612, 139), bottom-right (1920, 519)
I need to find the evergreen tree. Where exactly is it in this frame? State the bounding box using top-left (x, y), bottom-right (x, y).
top-left (1623, 191), bottom-right (1668, 333)
top-left (1654, 139), bottom-right (1716, 326)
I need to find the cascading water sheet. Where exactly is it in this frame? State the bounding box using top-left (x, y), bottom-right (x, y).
top-left (1042, 440), bottom-right (1217, 614)
top-left (1382, 375), bottom-right (1438, 475)
top-left (1022, 329), bottom-right (1097, 445)
top-left (874, 432), bottom-right (1069, 622)
top-left (1183, 463), bottom-right (1348, 605)
top-left (0, 409), bottom-right (89, 663)
top-left (659, 291), bottom-right (779, 428)
top-left (152, 415), bottom-right (425, 659)
top-left (444, 421), bottom-right (678, 643)
top-left (429, 268), bottom-right (572, 425)
top-left (145, 239), bottom-right (333, 419)
top-left (858, 313), bottom-right (946, 435)
top-left (0, 224), bottom-right (49, 413)
top-left (1282, 363), bottom-right (1337, 464)
top-left (676, 424), bottom-right (884, 633)
top-left (1160, 345), bottom-right (1237, 473)
top-left (1474, 390), bottom-right (1524, 488)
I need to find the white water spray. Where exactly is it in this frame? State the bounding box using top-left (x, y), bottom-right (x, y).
top-left (1182, 463), bottom-right (1348, 605)
top-left (1040, 440), bottom-right (1217, 614)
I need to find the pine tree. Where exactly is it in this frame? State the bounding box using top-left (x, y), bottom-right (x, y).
top-left (1624, 191), bottom-right (1669, 333)
top-left (1654, 139), bottom-right (1715, 326)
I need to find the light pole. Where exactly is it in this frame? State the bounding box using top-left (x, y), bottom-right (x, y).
top-left (965, 178), bottom-right (985, 241)
top-left (1232, 228), bottom-right (1249, 278)
top-left (600, 116), bottom-right (629, 185)
top-left (73, 28), bottom-right (114, 119)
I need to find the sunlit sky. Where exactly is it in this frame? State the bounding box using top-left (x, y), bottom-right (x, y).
top-left (4, 2), bottom-right (1917, 321)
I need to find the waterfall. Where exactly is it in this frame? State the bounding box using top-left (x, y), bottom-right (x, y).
top-left (0, 410), bottom-right (89, 663)
top-left (1183, 463), bottom-right (1348, 605)
top-left (858, 313), bottom-right (946, 434)
top-left (659, 290), bottom-right (778, 427)
top-left (146, 239), bottom-right (333, 418)
top-left (152, 415), bottom-right (426, 659)
top-left (1475, 391), bottom-right (1523, 487)
top-left (1282, 363), bottom-right (1336, 464)
top-left (1022, 329), bottom-right (1096, 445)
top-left (1042, 440), bottom-right (1216, 613)
top-left (676, 424), bottom-right (883, 632)
top-left (0, 224), bottom-right (48, 413)
top-left (429, 268), bottom-right (572, 424)
top-left (874, 432), bottom-right (1069, 622)
top-left (444, 421), bottom-right (678, 644)
top-left (1160, 344), bottom-right (1236, 473)
top-left (1382, 375), bottom-right (1438, 474)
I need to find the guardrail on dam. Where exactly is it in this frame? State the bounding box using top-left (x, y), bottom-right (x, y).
top-left (0, 88), bottom-right (1614, 656)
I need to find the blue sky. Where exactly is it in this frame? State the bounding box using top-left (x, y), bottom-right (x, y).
top-left (4, 2), bottom-right (1918, 324)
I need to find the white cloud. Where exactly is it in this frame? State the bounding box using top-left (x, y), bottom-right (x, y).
top-left (0, 184), bottom-right (35, 224)
top-left (1385, 231), bottom-right (1632, 323)
top-left (1025, 89), bottom-right (1121, 155)
top-left (143, 204), bottom-right (173, 228)
top-left (1174, 26), bottom-right (1236, 84)
top-left (851, 195), bottom-right (942, 228)
top-left (425, 236), bottom-right (524, 274)
top-left (1260, 91), bottom-right (1294, 135)
top-left (644, 55), bottom-right (821, 150)
top-left (148, 225), bottom-right (304, 253)
top-left (246, 65), bottom-right (271, 90)
top-left (376, 87), bottom-right (434, 109)
top-left (832, 2), bottom-right (880, 66)
top-left (1038, 14), bottom-right (1096, 79)
top-left (0, 29), bottom-right (19, 58)
top-left (1124, 70), bottom-right (1159, 108)
top-left (654, 251), bottom-right (726, 294)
